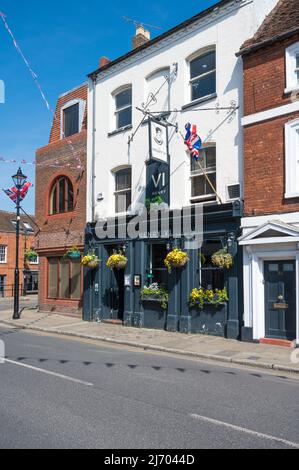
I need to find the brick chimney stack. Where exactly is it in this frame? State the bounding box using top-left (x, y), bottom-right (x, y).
top-left (132, 25), bottom-right (151, 49)
top-left (99, 56), bottom-right (110, 68)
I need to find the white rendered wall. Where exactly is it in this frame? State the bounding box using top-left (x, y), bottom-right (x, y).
top-left (87, 0), bottom-right (279, 222)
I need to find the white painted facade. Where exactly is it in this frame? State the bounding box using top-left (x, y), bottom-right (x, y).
top-left (86, 0), bottom-right (278, 221)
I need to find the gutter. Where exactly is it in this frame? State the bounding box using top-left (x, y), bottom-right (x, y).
top-left (237, 26), bottom-right (299, 57)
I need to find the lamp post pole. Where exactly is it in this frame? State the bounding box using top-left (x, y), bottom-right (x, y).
top-left (13, 188), bottom-right (21, 320)
top-left (12, 167), bottom-right (27, 321)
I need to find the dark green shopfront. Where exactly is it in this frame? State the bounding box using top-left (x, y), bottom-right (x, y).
top-left (83, 202), bottom-right (244, 340)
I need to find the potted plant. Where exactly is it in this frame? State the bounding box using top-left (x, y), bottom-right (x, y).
top-left (141, 283), bottom-right (169, 310)
top-left (188, 287), bottom-right (229, 337)
top-left (145, 195), bottom-right (165, 212)
top-left (164, 248), bottom-right (189, 273)
top-left (107, 251), bottom-right (128, 270)
top-left (81, 251), bottom-right (100, 269)
top-left (25, 248), bottom-right (38, 262)
top-left (189, 287), bottom-right (229, 309)
top-left (211, 247), bottom-right (233, 269)
top-left (65, 246), bottom-right (81, 260)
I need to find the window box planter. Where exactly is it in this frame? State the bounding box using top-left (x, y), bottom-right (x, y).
top-left (189, 303), bottom-right (228, 337)
top-left (68, 252), bottom-right (81, 260)
top-left (65, 246), bottom-right (81, 260)
top-left (141, 298), bottom-right (168, 330)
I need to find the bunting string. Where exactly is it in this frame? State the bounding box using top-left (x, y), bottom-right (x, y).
top-left (0, 11), bottom-right (84, 171)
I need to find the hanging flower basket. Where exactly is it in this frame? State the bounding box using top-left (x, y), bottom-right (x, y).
top-left (211, 248), bottom-right (233, 270)
top-left (65, 246), bottom-right (81, 260)
top-left (25, 248), bottom-right (38, 262)
top-left (81, 251), bottom-right (100, 269)
top-left (107, 252), bottom-right (128, 270)
top-left (164, 248), bottom-right (189, 273)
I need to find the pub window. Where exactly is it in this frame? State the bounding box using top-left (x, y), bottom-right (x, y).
top-left (49, 176), bottom-right (74, 215)
top-left (63, 103), bottom-right (79, 137)
top-left (189, 49), bottom-right (216, 102)
top-left (191, 145), bottom-right (217, 202)
top-left (114, 168), bottom-right (132, 213)
top-left (48, 257), bottom-right (81, 300)
top-left (200, 241), bottom-right (225, 291)
top-left (147, 244), bottom-right (168, 287)
top-left (114, 87), bottom-right (132, 130)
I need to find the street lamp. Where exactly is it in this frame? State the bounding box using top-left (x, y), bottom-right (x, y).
top-left (12, 167), bottom-right (27, 320)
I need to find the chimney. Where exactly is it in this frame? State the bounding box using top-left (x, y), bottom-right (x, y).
top-left (132, 25), bottom-right (151, 49)
top-left (99, 56), bottom-right (110, 68)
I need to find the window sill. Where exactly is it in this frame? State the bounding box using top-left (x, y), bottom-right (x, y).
top-left (182, 93), bottom-right (217, 111)
top-left (284, 86), bottom-right (299, 95)
top-left (285, 192), bottom-right (299, 199)
top-left (108, 125), bottom-right (133, 137)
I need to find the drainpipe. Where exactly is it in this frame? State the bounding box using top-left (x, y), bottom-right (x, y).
top-left (91, 74), bottom-right (97, 223)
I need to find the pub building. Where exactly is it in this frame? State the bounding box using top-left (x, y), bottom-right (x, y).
top-left (82, 0), bottom-right (276, 338)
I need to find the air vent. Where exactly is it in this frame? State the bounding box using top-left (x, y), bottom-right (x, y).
top-left (227, 184), bottom-right (241, 200)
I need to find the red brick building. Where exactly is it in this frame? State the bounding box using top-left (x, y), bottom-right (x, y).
top-left (0, 211), bottom-right (38, 298)
top-left (35, 83), bottom-right (87, 316)
top-left (238, 0), bottom-right (299, 346)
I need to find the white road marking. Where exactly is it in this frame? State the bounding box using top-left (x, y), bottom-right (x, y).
top-left (190, 414), bottom-right (299, 449)
top-left (4, 358), bottom-right (94, 387)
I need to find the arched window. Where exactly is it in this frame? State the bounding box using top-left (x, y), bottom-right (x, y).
top-left (49, 177), bottom-right (74, 215)
top-left (189, 49), bottom-right (216, 102)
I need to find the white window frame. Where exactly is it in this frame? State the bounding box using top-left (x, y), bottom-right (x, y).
top-left (285, 42), bottom-right (299, 94)
top-left (285, 117), bottom-right (299, 199)
top-left (60, 99), bottom-right (86, 139)
top-left (113, 86), bottom-right (132, 131)
top-left (188, 48), bottom-right (216, 103)
top-left (113, 166), bottom-right (132, 214)
top-left (190, 145), bottom-right (217, 203)
top-left (0, 245), bottom-right (7, 264)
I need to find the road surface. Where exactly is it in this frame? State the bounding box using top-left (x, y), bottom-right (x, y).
top-left (0, 326), bottom-right (298, 449)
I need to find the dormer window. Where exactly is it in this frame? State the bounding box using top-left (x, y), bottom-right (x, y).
top-left (285, 42), bottom-right (299, 93)
top-left (61, 99), bottom-right (85, 139)
top-left (63, 103), bottom-right (79, 137)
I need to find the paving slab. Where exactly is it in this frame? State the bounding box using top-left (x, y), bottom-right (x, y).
top-left (0, 308), bottom-right (298, 375)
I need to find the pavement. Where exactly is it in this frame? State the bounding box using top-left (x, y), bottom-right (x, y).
top-left (0, 298), bottom-right (298, 376)
top-left (1, 326), bottom-right (299, 449)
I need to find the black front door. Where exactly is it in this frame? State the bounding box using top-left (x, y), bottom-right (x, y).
top-left (103, 245), bottom-right (125, 322)
top-left (264, 261), bottom-right (296, 340)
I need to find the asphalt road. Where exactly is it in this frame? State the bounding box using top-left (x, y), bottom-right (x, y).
top-left (0, 326), bottom-right (298, 449)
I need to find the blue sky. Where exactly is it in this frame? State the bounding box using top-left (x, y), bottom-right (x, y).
top-left (0, 0), bottom-right (217, 214)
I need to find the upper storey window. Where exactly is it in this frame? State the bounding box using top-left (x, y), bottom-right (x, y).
top-left (50, 176), bottom-right (74, 215)
top-left (61, 99), bottom-right (85, 139)
top-left (189, 50), bottom-right (216, 102)
top-left (64, 103), bottom-right (79, 137)
top-left (285, 42), bottom-right (299, 93)
top-left (115, 87), bottom-right (132, 130)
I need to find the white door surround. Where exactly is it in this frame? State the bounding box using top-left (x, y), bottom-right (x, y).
top-left (240, 219), bottom-right (299, 345)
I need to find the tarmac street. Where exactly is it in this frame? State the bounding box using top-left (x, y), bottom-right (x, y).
top-left (0, 326), bottom-right (299, 449)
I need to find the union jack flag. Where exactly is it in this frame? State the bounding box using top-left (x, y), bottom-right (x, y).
top-left (184, 123), bottom-right (202, 161)
top-left (3, 182), bottom-right (32, 203)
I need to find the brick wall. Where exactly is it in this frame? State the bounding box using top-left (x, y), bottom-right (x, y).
top-left (243, 34), bottom-right (299, 217)
top-left (0, 231), bottom-right (37, 298)
top-left (35, 84), bottom-right (87, 315)
top-left (243, 34), bottom-right (299, 116)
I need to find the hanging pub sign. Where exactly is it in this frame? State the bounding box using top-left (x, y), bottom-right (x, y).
top-left (146, 118), bottom-right (170, 206)
top-left (148, 117), bottom-right (169, 163)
